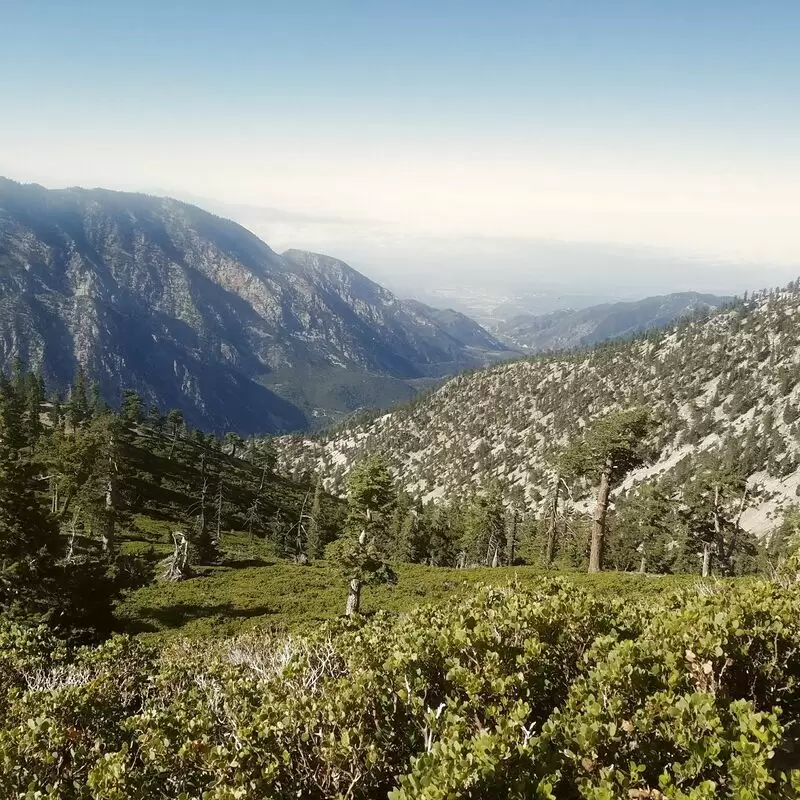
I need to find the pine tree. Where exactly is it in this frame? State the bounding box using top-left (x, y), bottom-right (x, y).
top-left (49, 392), bottom-right (63, 430)
top-left (681, 455), bottom-right (753, 576)
top-left (334, 455), bottom-right (397, 615)
top-left (46, 412), bottom-right (125, 553)
top-left (390, 492), bottom-right (425, 563)
top-left (67, 366), bottom-right (90, 429)
top-left (306, 475), bottom-right (326, 559)
top-left (461, 483), bottom-right (505, 566)
top-left (23, 371), bottom-right (44, 444)
top-left (561, 408), bottom-right (654, 573)
top-left (120, 390), bottom-right (144, 427)
top-left (89, 381), bottom-right (104, 416)
top-left (422, 502), bottom-right (460, 566)
top-left (0, 376), bottom-right (62, 622)
top-left (609, 481), bottom-right (677, 573)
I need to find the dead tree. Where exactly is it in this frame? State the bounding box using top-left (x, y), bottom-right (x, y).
top-left (189, 453), bottom-right (218, 563)
top-left (288, 490), bottom-right (313, 562)
top-left (164, 530), bottom-right (190, 581)
top-left (65, 509), bottom-right (80, 563)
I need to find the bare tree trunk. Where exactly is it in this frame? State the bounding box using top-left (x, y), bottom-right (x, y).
top-left (545, 475), bottom-right (560, 565)
top-left (65, 510), bottom-right (79, 563)
top-left (101, 476), bottom-right (114, 552)
top-left (101, 434), bottom-right (116, 552)
top-left (168, 425), bottom-right (178, 460)
top-left (733, 487), bottom-right (748, 529)
top-left (703, 483), bottom-right (723, 576)
top-left (214, 482), bottom-right (223, 549)
top-left (724, 487), bottom-right (749, 564)
top-left (491, 545), bottom-right (500, 568)
top-left (247, 501), bottom-right (258, 540)
top-left (345, 528), bottom-right (368, 616)
top-left (345, 577), bottom-right (361, 615)
top-left (295, 490), bottom-right (311, 558)
top-left (639, 555), bottom-right (646, 574)
top-left (198, 480), bottom-right (207, 540)
top-left (712, 484), bottom-right (722, 538)
top-left (194, 453), bottom-right (212, 561)
top-left (589, 458), bottom-right (613, 573)
top-left (701, 541), bottom-right (712, 578)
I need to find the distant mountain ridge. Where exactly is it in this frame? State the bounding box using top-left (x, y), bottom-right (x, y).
top-left (0, 178), bottom-right (509, 433)
top-left (494, 292), bottom-right (730, 351)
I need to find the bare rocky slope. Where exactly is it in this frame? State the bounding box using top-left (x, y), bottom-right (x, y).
top-left (0, 178), bottom-right (509, 433)
top-left (279, 286), bottom-right (800, 534)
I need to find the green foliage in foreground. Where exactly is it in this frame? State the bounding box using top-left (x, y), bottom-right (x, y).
top-left (115, 561), bottom-right (705, 640)
top-left (1, 579), bottom-right (798, 799)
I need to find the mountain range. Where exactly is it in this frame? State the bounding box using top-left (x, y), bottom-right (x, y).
top-left (0, 178), bottom-right (509, 433)
top-left (493, 291), bottom-right (730, 351)
top-left (279, 285), bottom-right (800, 535)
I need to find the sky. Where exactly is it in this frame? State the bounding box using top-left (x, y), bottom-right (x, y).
top-left (1, 1), bottom-right (799, 298)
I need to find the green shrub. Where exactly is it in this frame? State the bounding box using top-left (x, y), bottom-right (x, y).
top-left (1, 579), bottom-right (798, 799)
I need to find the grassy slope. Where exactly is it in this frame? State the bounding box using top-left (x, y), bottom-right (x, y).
top-left (116, 559), bottom-right (709, 641)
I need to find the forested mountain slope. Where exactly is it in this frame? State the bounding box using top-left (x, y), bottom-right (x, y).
top-left (0, 179), bottom-right (508, 433)
top-left (279, 285), bottom-right (800, 534)
top-left (494, 291), bottom-right (729, 351)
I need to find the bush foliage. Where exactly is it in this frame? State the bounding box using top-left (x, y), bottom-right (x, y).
top-left (1, 578), bottom-right (798, 799)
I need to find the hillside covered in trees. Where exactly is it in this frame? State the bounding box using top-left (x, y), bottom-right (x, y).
top-left (493, 291), bottom-right (729, 351)
top-left (280, 285), bottom-right (800, 539)
top-left (0, 361), bottom-right (345, 641)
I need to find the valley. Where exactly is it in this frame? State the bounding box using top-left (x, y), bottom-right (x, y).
top-left (4, 3), bottom-right (800, 796)
top-left (1, 232), bottom-right (799, 798)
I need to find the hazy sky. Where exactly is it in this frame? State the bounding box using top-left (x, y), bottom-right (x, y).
top-left (2, 1), bottom-right (799, 293)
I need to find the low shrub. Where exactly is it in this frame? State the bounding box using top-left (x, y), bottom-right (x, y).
top-left (1, 579), bottom-right (798, 799)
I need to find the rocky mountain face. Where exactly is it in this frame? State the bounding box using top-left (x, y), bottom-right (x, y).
top-left (279, 285), bottom-right (800, 535)
top-left (0, 179), bottom-right (509, 433)
top-left (494, 292), bottom-right (729, 351)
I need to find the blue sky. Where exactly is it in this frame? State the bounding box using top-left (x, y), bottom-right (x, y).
top-left (4, 2), bottom-right (796, 139)
top-left (1, 1), bottom-right (799, 291)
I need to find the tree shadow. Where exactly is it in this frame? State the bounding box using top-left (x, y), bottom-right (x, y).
top-left (217, 557), bottom-right (277, 570)
top-left (120, 601), bottom-right (277, 633)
